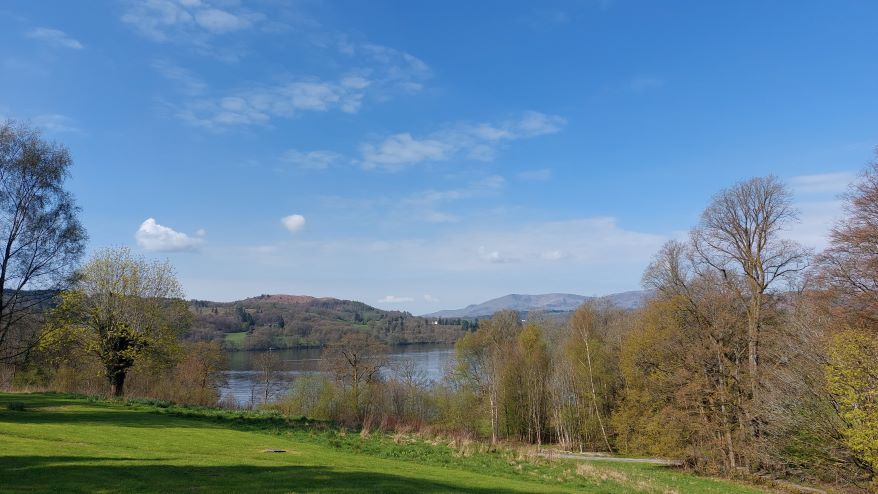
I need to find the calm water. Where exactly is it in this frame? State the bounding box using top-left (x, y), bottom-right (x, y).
top-left (220, 343), bottom-right (455, 406)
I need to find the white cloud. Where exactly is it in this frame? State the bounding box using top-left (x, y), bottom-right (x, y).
top-left (478, 247), bottom-right (514, 264)
top-left (360, 133), bottom-right (448, 169)
top-left (177, 67), bottom-right (427, 128)
top-left (135, 218), bottom-right (203, 252)
top-left (378, 295), bottom-right (414, 303)
top-left (31, 114), bottom-right (79, 133)
top-left (423, 294), bottom-right (440, 303)
top-left (541, 249), bottom-right (565, 260)
top-left (194, 8), bottom-right (252, 33)
top-left (153, 60), bottom-right (207, 95)
top-left (626, 76), bottom-right (665, 93)
top-left (790, 171), bottom-right (855, 194)
top-left (121, 0), bottom-right (261, 42)
top-left (26, 28), bottom-right (84, 49)
top-left (359, 112), bottom-right (565, 170)
top-left (281, 150), bottom-right (340, 170)
top-left (281, 214), bottom-right (306, 233)
top-left (518, 169), bottom-right (552, 181)
top-left (168, 38), bottom-right (430, 128)
top-left (424, 211), bottom-right (459, 223)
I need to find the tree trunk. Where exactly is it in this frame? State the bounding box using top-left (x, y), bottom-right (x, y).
top-left (112, 371), bottom-right (126, 398)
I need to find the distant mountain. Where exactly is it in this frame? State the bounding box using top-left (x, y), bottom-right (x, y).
top-left (423, 290), bottom-right (652, 318)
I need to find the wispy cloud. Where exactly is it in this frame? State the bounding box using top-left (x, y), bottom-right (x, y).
top-left (280, 149), bottom-right (341, 170)
top-left (248, 216), bottom-right (664, 272)
top-left (403, 175), bottom-right (505, 223)
top-left (359, 112), bottom-right (566, 171)
top-left (378, 295), bottom-right (414, 303)
top-left (26, 27), bottom-right (84, 49)
top-left (153, 60), bottom-right (207, 95)
top-left (517, 168), bottom-right (552, 181)
top-left (121, 0), bottom-right (261, 42)
top-left (32, 114), bottom-right (80, 133)
top-left (173, 45), bottom-right (429, 128)
top-left (790, 171), bottom-right (855, 194)
top-left (626, 76), bottom-right (665, 93)
top-left (135, 218), bottom-right (204, 252)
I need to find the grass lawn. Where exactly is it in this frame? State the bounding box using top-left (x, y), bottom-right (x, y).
top-left (223, 331), bottom-right (247, 350)
top-left (0, 393), bottom-right (771, 493)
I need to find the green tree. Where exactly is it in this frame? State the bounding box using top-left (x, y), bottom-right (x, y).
top-left (46, 247), bottom-right (189, 397)
top-left (825, 328), bottom-right (878, 477)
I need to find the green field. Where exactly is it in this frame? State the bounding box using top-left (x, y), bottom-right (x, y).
top-left (0, 393), bottom-right (769, 493)
top-left (223, 331), bottom-right (248, 349)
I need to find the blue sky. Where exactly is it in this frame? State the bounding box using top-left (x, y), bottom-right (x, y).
top-left (2, 1), bottom-right (877, 314)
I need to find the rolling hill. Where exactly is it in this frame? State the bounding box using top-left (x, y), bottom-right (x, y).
top-left (187, 294), bottom-right (472, 350)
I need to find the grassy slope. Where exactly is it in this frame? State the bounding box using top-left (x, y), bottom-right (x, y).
top-left (0, 393), bottom-right (770, 494)
top-left (223, 331), bottom-right (247, 350)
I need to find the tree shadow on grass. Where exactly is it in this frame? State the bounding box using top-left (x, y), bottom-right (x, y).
top-left (0, 456), bottom-right (537, 493)
top-left (0, 393), bottom-right (321, 432)
top-left (0, 408), bottom-right (232, 430)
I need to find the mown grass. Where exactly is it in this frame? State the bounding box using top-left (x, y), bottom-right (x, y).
top-left (0, 393), bottom-right (771, 493)
top-left (223, 331), bottom-right (248, 350)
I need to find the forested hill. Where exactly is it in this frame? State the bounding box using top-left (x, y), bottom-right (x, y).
top-left (186, 294), bottom-right (473, 350)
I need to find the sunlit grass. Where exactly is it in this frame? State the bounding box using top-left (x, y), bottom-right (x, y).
top-left (0, 393), bottom-right (769, 493)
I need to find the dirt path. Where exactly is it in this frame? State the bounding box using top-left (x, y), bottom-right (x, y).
top-left (538, 451), bottom-right (684, 466)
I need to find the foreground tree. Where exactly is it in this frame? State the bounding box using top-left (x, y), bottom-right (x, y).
top-left (47, 247), bottom-right (189, 396)
top-left (0, 120), bottom-right (86, 362)
top-left (691, 176), bottom-right (808, 432)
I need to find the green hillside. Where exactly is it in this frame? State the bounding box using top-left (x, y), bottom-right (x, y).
top-left (188, 294), bottom-right (474, 350)
top-left (0, 393), bottom-right (769, 493)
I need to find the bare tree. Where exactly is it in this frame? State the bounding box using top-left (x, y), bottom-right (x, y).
top-left (816, 156), bottom-right (878, 324)
top-left (321, 332), bottom-right (388, 423)
top-left (253, 351), bottom-right (285, 405)
top-left (691, 176), bottom-right (809, 409)
top-left (0, 120), bottom-right (86, 363)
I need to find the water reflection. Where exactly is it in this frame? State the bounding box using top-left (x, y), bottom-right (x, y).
top-left (220, 343), bottom-right (455, 407)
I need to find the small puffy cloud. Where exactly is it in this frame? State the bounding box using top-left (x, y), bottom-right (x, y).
top-left (26, 27), bottom-right (84, 49)
top-left (423, 294), bottom-right (440, 303)
top-left (790, 171), bottom-right (855, 194)
top-left (281, 149), bottom-right (340, 170)
top-left (378, 295), bottom-right (414, 303)
top-left (281, 214), bottom-right (306, 233)
top-left (135, 218), bottom-right (203, 252)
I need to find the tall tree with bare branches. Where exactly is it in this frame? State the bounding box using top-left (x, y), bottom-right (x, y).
top-left (691, 176), bottom-right (809, 411)
top-left (0, 121), bottom-right (86, 363)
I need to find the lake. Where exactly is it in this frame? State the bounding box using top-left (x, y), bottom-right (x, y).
top-left (220, 343), bottom-right (456, 406)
